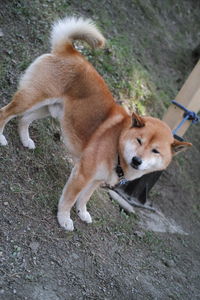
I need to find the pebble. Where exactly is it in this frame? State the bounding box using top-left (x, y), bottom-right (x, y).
top-left (29, 242), bottom-right (39, 253)
top-left (162, 258), bottom-right (175, 268)
top-left (134, 231), bottom-right (145, 238)
top-left (71, 253), bottom-right (79, 260)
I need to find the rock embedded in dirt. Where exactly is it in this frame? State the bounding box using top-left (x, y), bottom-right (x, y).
top-left (133, 230), bottom-right (145, 238)
top-left (29, 242), bottom-right (40, 253)
top-left (162, 259), bottom-right (176, 268)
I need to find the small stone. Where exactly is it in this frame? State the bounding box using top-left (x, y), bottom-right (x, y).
top-left (3, 202), bottom-right (9, 206)
top-left (162, 258), bottom-right (175, 268)
top-left (29, 242), bottom-right (39, 253)
top-left (71, 253), bottom-right (79, 260)
top-left (134, 231), bottom-right (145, 238)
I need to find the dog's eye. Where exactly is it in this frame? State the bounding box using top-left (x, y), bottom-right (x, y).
top-left (152, 149), bottom-right (160, 154)
top-left (137, 138), bottom-right (142, 145)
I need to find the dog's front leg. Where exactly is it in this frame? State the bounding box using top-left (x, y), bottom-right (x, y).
top-left (57, 165), bottom-right (88, 231)
top-left (76, 180), bottom-right (101, 223)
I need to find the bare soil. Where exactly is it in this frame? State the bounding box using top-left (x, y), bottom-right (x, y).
top-left (0, 1), bottom-right (200, 299)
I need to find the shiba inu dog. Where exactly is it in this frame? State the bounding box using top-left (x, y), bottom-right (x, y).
top-left (0, 17), bottom-right (191, 230)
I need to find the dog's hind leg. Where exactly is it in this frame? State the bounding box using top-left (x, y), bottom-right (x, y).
top-left (0, 113), bottom-right (11, 146)
top-left (0, 90), bottom-right (47, 146)
top-left (0, 100), bottom-right (19, 146)
top-left (18, 106), bottom-right (50, 149)
top-left (18, 103), bottom-right (63, 149)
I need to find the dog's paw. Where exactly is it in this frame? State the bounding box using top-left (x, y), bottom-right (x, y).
top-left (78, 210), bottom-right (92, 224)
top-left (0, 134), bottom-right (8, 146)
top-left (57, 212), bottom-right (74, 231)
top-left (22, 138), bottom-right (36, 149)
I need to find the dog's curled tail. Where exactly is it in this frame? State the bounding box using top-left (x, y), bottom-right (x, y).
top-left (50, 16), bottom-right (105, 55)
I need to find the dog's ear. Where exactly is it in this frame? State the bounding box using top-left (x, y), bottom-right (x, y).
top-left (171, 139), bottom-right (192, 155)
top-left (132, 112), bottom-right (145, 128)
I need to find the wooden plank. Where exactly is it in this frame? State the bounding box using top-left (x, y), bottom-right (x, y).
top-left (163, 60), bottom-right (200, 136)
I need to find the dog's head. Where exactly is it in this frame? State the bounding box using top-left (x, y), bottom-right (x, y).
top-left (119, 112), bottom-right (192, 181)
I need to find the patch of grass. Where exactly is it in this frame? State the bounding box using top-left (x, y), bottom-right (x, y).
top-left (80, 35), bottom-right (165, 118)
top-left (142, 231), bottom-right (162, 246)
top-left (174, 155), bottom-right (186, 170)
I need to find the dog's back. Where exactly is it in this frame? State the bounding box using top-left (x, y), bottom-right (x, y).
top-left (0, 17), bottom-right (118, 152)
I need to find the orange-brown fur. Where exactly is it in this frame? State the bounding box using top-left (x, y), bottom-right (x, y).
top-left (0, 17), bottom-right (191, 230)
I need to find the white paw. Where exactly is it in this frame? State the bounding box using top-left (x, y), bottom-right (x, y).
top-left (78, 210), bottom-right (92, 224)
top-left (57, 212), bottom-right (74, 231)
top-left (22, 138), bottom-right (35, 149)
top-left (0, 134), bottom-right (8, 146)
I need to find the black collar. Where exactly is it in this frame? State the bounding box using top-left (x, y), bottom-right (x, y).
top-left (116, 155), bottom-right (124, 178)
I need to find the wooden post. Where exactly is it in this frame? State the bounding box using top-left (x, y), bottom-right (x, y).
top-left (163, 60), bottom-right (200, 136)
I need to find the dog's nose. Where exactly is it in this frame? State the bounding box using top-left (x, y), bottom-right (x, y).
top-left (131, 156), bottom-right (142, 169)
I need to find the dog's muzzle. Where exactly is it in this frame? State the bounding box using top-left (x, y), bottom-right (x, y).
top-left (131, 156), bottom-right (142, 170)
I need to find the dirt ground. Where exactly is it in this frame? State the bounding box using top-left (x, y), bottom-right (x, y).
top-left (0, 1), bottom-right (200, 299)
